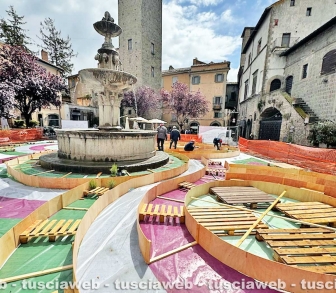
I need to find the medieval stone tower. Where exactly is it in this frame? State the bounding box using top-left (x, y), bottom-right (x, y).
top-left (118, 0), bottom-right (162, 93)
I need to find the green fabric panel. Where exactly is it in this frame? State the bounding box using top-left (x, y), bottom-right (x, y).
top-left (49, 210), bottom-right (86, 220)
top-left (0, 168), bottom-right (8, 178)
top-left (0, 237), bottom-right (73, 279)
top-left (0, 219), bottom-right (21, 237)
top-left (0, 151), bottom-right (27, 156)
top-left (0, 270), bottom-right (72, 293)
top-left (67, 198), bottom-right (97, 209)
top-left (232, 158), bottom-right (269, 165)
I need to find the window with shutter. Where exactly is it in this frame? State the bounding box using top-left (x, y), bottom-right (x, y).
top-left (302, 64), bottom-right (308, 79)
top-left (321, 50), bottom-right (336, 75)
top-left (270, 79), bottom-right (281, 92)
top-left (285, 76), bottom-right (293, 95)
top-left (252, 70), bottom-right (258, 95)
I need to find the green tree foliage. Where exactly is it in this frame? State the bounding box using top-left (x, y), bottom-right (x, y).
top-left (0, 6), bottom-right (32, 50)
top-left (38, 18), bottom-right (76, 77)
top-left (308, 121), bottom-right (336, 148)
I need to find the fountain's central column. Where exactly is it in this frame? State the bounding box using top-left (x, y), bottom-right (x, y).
top-left (92, 11), bottom-right (131, 127)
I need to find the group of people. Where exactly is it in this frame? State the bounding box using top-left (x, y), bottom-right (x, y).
top-left (157, 124), bottom-right (222, 152)
top-left (157, 124), bottom-right (195, 151)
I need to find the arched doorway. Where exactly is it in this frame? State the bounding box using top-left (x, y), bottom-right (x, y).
top-left (259, 108), bottom-right (282, 141)
top-left (270, 79), bottom-right (281, 92)
top-left (210, 121), bottom-right (221, 127)
top-left (189, 122), bottom-right (199, 134)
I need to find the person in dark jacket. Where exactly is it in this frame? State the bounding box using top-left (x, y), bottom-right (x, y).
top-left (169, 126), bottom-right (181, 149)
top-left (213, 137), bottom-right (222, 150)
top-left (184, 140), bottom-right (196, 151)
top-left (156, 123), bottom-right (167, 151)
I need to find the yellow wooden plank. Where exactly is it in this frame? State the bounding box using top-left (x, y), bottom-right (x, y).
top-left (173, 206), bottom-right (179, 217)
top-left (67, 219), bottom-right (81, 234)
top-left (20, 220), bottom-right (42, 236)
top-left (275, 247), bottom-right (336, 255)
top-left (159, 205), bottom-right (166, 223)
top-left (166, 205), bottom-right (172, 216)
top-left (49, 220), bottom-right (66, 235)
top-left (146, 204), bottom-right (153, 215)
top-left (38, 220), bottom-right (58, 236)
top-left (29, 220), bottom-right (49, 236)
top-left (153, 205), bottom-right (160, 216)
top-left (57, 220), bottom-right (74, 234)
top-left (282, 255), bottom-right (336, 265)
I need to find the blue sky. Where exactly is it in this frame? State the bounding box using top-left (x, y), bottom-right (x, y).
top-left (0, 0), bottom-right (274, 81)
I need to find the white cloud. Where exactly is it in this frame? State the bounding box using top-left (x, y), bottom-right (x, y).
top-left (162, 2), bottom-right (241, 72)
top-left (220, 9), bottom-right (235, 23)
top-left (227, 67), bottom-right (239, 82)
top-left (176, 0), bottom-right (223, 6)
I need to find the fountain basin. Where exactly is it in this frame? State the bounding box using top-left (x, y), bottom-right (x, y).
top-left (39, 129), bottom-right (170, 173)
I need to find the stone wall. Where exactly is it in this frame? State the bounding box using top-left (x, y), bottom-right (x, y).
top-left (285, 24), bottom-right (336, 122)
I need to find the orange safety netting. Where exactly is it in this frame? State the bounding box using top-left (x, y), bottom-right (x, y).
top-left (167, 134), bottom-right (202, 143)
top-left (0, 129), bottom-right (43, 144)
top-left (239, 137), bottom-right (336, 175)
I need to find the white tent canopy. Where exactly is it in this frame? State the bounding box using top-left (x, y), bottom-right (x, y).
top-left (148, 119), bottom-right (167, 124)
top-left (129, 117), bottom-right (151, 123)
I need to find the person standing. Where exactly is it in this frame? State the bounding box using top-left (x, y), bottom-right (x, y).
top-left (157, 123), bottom-right (167, 151)
top-left (169, 126), bottom-right (181, 149)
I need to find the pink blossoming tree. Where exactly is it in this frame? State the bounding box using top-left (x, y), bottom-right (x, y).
top-left (0, 45), bottom-right (67, 127)
top-left (160, 82), bottom-right (209, 129)
top-left (121, 86), bottom-right (160, 118)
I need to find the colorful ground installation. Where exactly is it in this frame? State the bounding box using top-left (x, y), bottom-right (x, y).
top-left (0, 139), bottom-right (336, 293)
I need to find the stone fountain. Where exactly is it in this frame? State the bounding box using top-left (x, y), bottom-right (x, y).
top-left (39, 12), bottom-right (168, 174)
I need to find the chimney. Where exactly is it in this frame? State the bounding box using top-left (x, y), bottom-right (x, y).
top-left (41, 50), bottom-right (48, 62)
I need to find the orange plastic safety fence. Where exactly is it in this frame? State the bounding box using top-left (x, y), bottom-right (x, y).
top-left (239, 138), bottom-right (336, 175)
top-left (167, 134), bottom-right (202, 143)
top-left (0, 129), bottom-right (43, 144)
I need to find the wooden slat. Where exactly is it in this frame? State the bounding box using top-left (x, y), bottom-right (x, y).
top-left (166, 205), bottom-right (172, 216)
top-left (261, 233), bottom-right (336, 241)
top-left (173, 206), bottom-right (179, 217)
top-left (29, 220), bottom-right (49, 236)
top-left (276, 202), bottom-right (327, 208)
top-left (49, 220), bottom-right (66, 234)
top-left (267, 240), bottom-right (336, 247)
top-left (146, 204), bottom-right (153, 215)
top-left (256, 228), bottom-right (332, 234)
top-left (203, 220), bottom-right (260, 227)
top-left (20, 220), bottom-right (42, 236)
top-left (207, 224), bottom-right (268, 231)
top-left (67, 219), bottom-right (81, 234)
top-left (304, 217), bottom-right (336, 224)
top-left (287, 208), bottom-right (336, 215)
top-left (56, 220), bottom-right (74, 234)
top-left (198, 217), bottom-right (257, 223)
top-left (193, 213), bottom-right (255, 219)
top-left (38, 220), bottom-right (58, 235)
top-left (295, 212), bottom-right (336, 220)
top-left (153, 205), bottom-right (160, 216)
top-left (159, 205), bottom-right (166, 223)
top-left (190, 211), bottom-right (250, 216)
top-left (275, 247), bottom-right (336, 255)
top-left (297, 265), bottom-right (336, 274)
top-left (282, 255), bottom-right (336, 265)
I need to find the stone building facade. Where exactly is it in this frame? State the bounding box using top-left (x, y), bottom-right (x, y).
top-left (118, 0), bottom-right (162, 119)
top-left (162, 58), bottom-right (238, 133)
top-left (238, 0), bottom-right (336, 145)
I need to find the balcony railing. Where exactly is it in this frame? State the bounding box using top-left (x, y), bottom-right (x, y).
top-left (271, 37), bottom-right (300, 51)
top-left (213, 104), bottom-right (222, 110)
